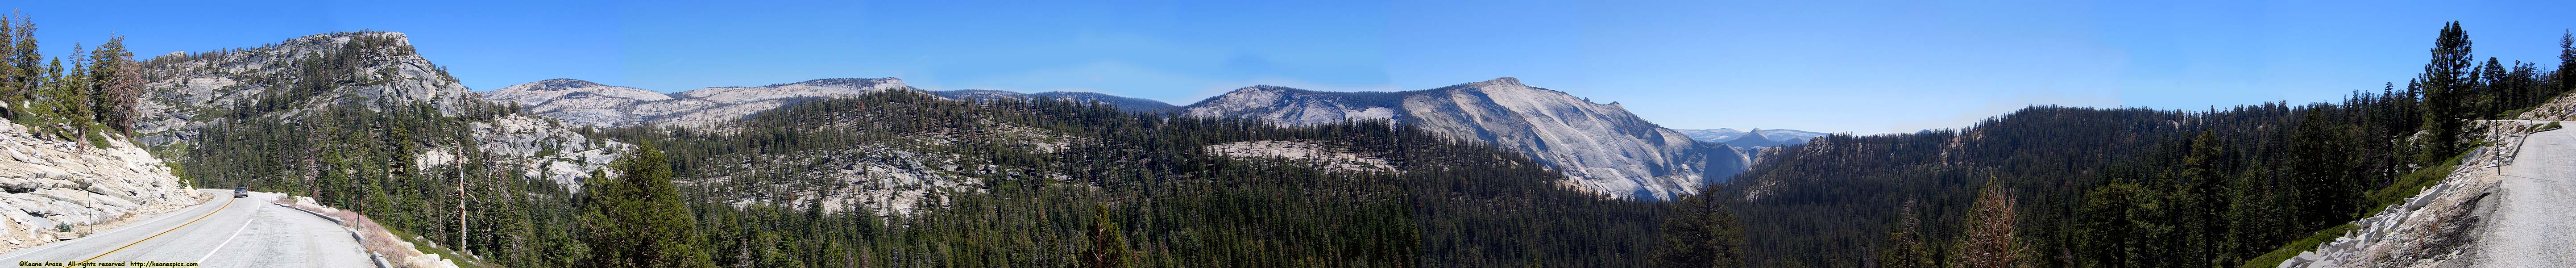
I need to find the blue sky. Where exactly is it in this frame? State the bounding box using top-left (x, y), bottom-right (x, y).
top-left (18, 0), bottom-right (2576, 133)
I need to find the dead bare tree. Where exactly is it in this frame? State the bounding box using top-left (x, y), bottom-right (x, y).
top-left (1957, 183), bottom-right (2025, 268)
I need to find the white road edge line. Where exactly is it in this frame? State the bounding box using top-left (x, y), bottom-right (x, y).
top-left (194, 207), bottom-right (256, 264)
top-left (0, 190), bottom-right (227, 261)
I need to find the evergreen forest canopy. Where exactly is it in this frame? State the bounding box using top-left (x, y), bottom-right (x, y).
top-left (9, 9), bottom-right (2576, 268)
top-left (1664, 21), bottom-right (2576, 268)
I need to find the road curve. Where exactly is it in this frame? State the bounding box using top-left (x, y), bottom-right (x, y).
top-left (2474, 122), bottom-right (2576, 268)
top-left (0, 190), bottom-right (371, 268)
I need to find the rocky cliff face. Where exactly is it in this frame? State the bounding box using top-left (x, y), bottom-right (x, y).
top-left (475, 79), bottom-right (671, 128)
top-left (1204, 140), bottom-right (1397, 173)
top-left (133, 31), bottom-right (485, 148)
top-left (1182, 77), bottom-right (1748, 200)
top-left (409, 114), bottom-right (630, 191)
top-left (482, 78), bottom-right (911, 128)
top-left (0, 122), bottom-right (200, 248)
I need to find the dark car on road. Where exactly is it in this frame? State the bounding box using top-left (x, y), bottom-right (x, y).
top-left (234, 188), bottom-right (248, 198)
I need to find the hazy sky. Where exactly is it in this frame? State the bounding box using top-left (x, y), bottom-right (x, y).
top-left (19, 0), bottom-right (2576, 133)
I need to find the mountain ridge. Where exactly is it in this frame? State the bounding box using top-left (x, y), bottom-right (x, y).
top-left (1179, 77), bottom-right (1748, 200)
top-left (465, 66), bottom-right (1763, 201)
top-left (928, 89), bottom-right (1178, 113)
top-left (1721, 128), bottom-right (1785, 148)
top-left (481, 77), bottom-right (910, 127)
top-left (1677, 128), bottom-right (1829, 146)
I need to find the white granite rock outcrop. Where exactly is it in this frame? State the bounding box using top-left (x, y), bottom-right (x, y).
top-left (695, 146), bottom-right (994, 217)
top-left (1205, 140), bottom-right (1397, 173)
top-left (0, 122), bottom-right (200, 248)
top-left (1182, 77), bottom-right (1750, 200)
top-left (482, 78), bottom-right (910, 128)
top-left (410, 114), bottom-right (627, 191)
top-left (134, 31), bottom-right (487, 148)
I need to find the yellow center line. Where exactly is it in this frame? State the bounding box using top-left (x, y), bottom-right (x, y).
top-left (62, 194), bottom-right (235, 268)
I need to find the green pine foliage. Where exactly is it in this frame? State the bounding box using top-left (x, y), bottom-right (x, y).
top-left (0, 12), bottom-right (143, 147)
top-left (580, 145), bottom-right (715, 268)
top-left (1654, 192), bottom-right (1745, 268)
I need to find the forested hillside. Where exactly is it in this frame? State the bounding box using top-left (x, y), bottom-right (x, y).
top-left (1665, 22), bottom-right (2576, 268)
top-left (591, 90), bottom-right (1670, 267)
top-left (93, 21), bottom-right (1682, 266)
top-left (160, 42), bottom-right (1681, 267)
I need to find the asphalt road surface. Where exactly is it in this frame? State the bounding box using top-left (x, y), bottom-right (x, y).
top-left (0, 189), bottom-right (371, 268)
top-left (2474, 121), bottom-right (2576, 268)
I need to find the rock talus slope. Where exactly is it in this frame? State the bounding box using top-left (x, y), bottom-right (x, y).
top-left (1182, 77), bottom-right (1747, 200)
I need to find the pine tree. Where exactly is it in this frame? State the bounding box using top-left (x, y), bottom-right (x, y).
top-left (2479, 57), bottom-right (2507, 118)
top-left (0, 12), bottom-right (17, 119)
top-left (85, 34), bottom-right (137, 134)
top-left (2418, 21), bottom-right (2473, 162)
top-left (2560, 30), bottom-right (2574, 97)
top-left (581, 144), bottom-right (714, 268)
top-left (4, 12), bottom-right (34, 118)
top-left (1081, 204), bottom-right (1135, 268)
top-left (1879, 200), bottom-right (1934, 268)
top-left (2174, 130), bottom-right (2227, 266)
top-left (1956, 183), bottom-right (2024, 268)
top-left (1655, 193), bottom-right (1745, 268)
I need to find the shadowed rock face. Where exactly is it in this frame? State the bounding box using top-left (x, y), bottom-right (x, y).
top-left (483, 78), bottom-right (912, 128)
top-left (1182, 77), bottom-right (1749, 201)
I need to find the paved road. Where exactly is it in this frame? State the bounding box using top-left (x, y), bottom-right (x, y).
top-left (0, 190), bottom-right (371, 268)
top-left (2476, 122), bottom-right (2576, 268)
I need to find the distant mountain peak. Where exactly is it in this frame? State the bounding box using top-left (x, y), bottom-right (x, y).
top-left (1737, 128), bottom-right (1772, 140)
top-left (1229, 84), bottom-right (1311, 95)
top-left (1439, 77), bottom-right (1534, 92)
top-left (1678, 128), bottom-right (1830, 146)
top-left (784, 77), bottom-right (903, 87)
top-left (1723, 128), bottom-right (1784, 148)
top-left (299, 31), bottom-right (410, 43)
top-left (930, 89), bottom-right (1178, 113)
top-left (531, 79), bottom-right (610, 89)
